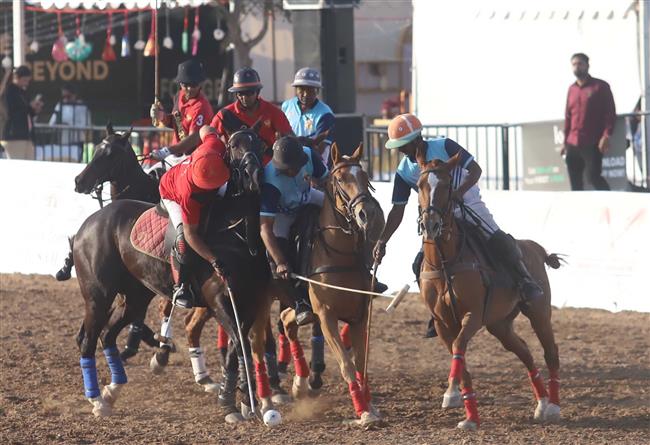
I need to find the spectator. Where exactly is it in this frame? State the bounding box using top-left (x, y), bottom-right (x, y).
top-left (562, 53), bottom-right (615, 191)
top-left (49, 84), bottom-right (91, 162)
top-left (281, 67), bottom-right (335, 165)
top-left (0, 65), bottom-right (43, 159)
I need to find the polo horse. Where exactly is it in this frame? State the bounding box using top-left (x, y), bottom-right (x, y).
top-left (280, 142), bottom-right (386, 426)
top-left (416, 153), bottom-right (563, 430)
top-left (72, 126), bottom-right (278, 422)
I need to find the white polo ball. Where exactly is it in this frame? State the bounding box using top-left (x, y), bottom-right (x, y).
top-left (263, 409), bottom-right (282, 427)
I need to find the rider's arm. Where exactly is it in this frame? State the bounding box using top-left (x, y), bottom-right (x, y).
top-left (184, 223), bottom-right (217, 264)
top-left (310, 149), bottom-right (329, 186)
top-left (454, 160), bottom-right (482, 200)
top-left (378, 203), bottom-right (406, 245)
top-left (260, 216), bottom-right (288, 267)
top-left (167, 132), bottom-right (201, 156)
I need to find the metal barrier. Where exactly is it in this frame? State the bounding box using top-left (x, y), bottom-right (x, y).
top-left (32, 123), bottom-right (173, 163)
top-left (364, 123), bottom-right (522, 190)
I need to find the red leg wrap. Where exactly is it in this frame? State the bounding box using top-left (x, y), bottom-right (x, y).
top-left (277, 333), bottom-right (290, 364)
top-left (528, 368), bottom-right (548, 400)
top-left (449, 350), bottom-right (465, 382)
top-left (461, 387), bottom-right (480, 424)
top-left (217, 325), bottom-right (229, 350)
top-left (356, 371), bottom-right (372, 404)
top-left (348, 381), bottom-right (369, 417)
top-left (289, 340), bottom-right (310, 378)
top-left (340, 323), bottom-right (352, 350)
top-left (255, 361), bottom-right (272, 399)
top-left (548, 368), bottom-right (560, 405)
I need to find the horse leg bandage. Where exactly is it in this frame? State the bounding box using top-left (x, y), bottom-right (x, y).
top-left (528, 368), bottom-right (548, 400)
top-left (80, 357), bottom-right (100, 399)
top-left (103, 346), bottom-right (127, 385)
top-left (255, 361), bottom-right (272, 399)
top-left (189, 347), bottom-right (209, 382)
top-left (278, 333), bottom-right (290, 365)
top-left (462, 388), bottom-right (480, 424)
top-left (356, 371), bottom-right (371, 404)
top-left (310, 335), bottom-right (325, 372)
top-left (449, 350), bottom-right (465, 382)
top-left (548, 368), bottom-right (560, 405)
top-left (340, 324), bottom-right (352, 350)
top-left (217, 325), bottom-right (229, 350)
top-left (289, 340), bottom-right (310, 378)
top-left (348, 380), bottom-right (369, 417)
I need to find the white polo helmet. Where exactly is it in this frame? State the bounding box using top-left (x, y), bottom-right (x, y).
top-left (291, 67), bottom-right (322, 88)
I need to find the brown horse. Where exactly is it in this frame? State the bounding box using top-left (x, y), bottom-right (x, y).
top-left (281, 142), bottom-right (385, 426)
top-left (416, 154), bottom-right (562, 430)
top-left (72, 126), bottom-right (276, 422)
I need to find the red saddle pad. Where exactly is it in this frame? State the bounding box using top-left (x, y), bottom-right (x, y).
top-left (130, 207), bottom-right (169, 261)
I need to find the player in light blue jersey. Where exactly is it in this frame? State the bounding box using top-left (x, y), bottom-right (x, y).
top-left (373, 114), bottom-right (543, 337)
top-left (282, 68), bottom-right (336, 166)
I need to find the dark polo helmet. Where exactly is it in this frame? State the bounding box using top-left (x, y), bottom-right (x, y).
top-left (272, 136), bottom-right (308, 171)
top-left (228, 67), bottom-right (263, 93)
top-left (175, 59), bottom-right (206, 85)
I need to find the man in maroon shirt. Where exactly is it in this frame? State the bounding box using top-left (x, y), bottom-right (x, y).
top-left (562, 53), bottom-right (615, 190)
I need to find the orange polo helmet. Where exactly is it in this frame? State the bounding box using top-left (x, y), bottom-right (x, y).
top-left (192, 153), bottom-right (229, 190)
top-left (385, 113), bottom-right (423, 149)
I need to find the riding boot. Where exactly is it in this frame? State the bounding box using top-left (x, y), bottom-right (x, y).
top-left (171, 225), bottom-right (195, 309)
top-left (488, 230), bottom-right (544, 301)
top-left (276, 237), bottom-right (315, 326)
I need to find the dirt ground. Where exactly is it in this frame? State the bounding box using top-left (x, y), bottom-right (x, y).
top-left (1, 273), bottom-right (649, 445)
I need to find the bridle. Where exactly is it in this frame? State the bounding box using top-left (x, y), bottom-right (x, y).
top-left (328, 161), bottom-right (375, 230)
top-left (85, 136), bottom-right (136, 208)
top-left (417, 167), bottom-right (452, 240)
top-left (225, 129), bottom-right (263, 197)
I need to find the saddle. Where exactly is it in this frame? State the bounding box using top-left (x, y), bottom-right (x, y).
top-left (130, 204), bottom-right (176, 262)
top-left (456, 219), bottom-right (515, 291)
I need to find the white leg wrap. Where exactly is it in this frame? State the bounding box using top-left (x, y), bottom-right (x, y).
top-left (160, 317), bottom-right (172, 342)
top-left (189, 347), bottom-right (210, 382)
top-left (534, 397), bottom-right (548, 421)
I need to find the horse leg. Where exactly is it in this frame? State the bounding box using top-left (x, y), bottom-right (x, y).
top-left (280, 307), bottom-right (310, 399)
top-left (487, 318), bottom-right (549, 422)
top-left (309, 321), bottom-right (326, 391)
top-left (184, 308), bottom-right (220, 393)
top-left (249, 299), bottom-right (276, 414)
top-left (150, 299), bottom-right (174, 375)
top-left (348, 317), bottom-right (381, 421)
top-left (318, 311), bottom-right (373, 424)
top-left (449, 312), bottom-right (482, 431)
top-left (217, 323), bottom-right (229, 366)
top-left (276, 302), bottom-right (291, 377)
top-left (219, 343), bottom-right (245, 423)
top-left (339, 322), bottom-right (352, 352)
top-left (525, 304), bottom-right (561, 422)
top-left (264, 317), bottom-right (291, 404)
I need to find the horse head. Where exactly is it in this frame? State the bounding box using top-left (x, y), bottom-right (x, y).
top-left (416, 153), bottom-right (461, 240)
top-left (223, 119), bottom-right (264, 197)
top-left (74, 122), bottom-right (135, 194)
top-left (329, 142), bottom-right (377, 233)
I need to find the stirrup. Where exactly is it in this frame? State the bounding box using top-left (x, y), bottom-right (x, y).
top-left (172, 284), bottom-right (194, 309)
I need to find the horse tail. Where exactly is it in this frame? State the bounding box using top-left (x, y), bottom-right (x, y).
top-left (544, 253), bottom-right (566, 270)
top-left (55, 236), bottom-right (75, 281)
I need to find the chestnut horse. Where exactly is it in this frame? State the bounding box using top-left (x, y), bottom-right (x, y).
top-left (416, 154), bottom-right (562, 430)
top-left (281, 143), bottom-right (385, 426)
top-left (72, 127), bottom-right (277, 422)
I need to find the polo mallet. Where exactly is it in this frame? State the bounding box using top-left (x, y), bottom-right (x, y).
top-left (290, 273), bottom-right (410, 312)
top-left (223, 280), bottom-right (258, 420)
top-left (152, 0), bottom-right (164, 128)
top-left (362, 262), bottom-right (379, 386)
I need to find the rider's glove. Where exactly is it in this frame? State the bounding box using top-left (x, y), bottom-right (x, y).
top-left (211, 259), bottom-right (229, 281)
top-left (151, 146), bottom-right (171, 161)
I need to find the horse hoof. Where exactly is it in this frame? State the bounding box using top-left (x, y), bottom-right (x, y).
top-left (343, 411), bottom-right (381, 427)
top-left (544, 403), bottom-right (561, 422)
top-left (457, 419), bottom-right (479, 431)
top-left (308, 373), bottom-right (323, 391)
top-left (88, 397), bottom-right (112, 418)
top-left (534, 397), bottom-right (548, 422)
top-left (240, 402), bottom-right (255, 420)
top-left (292, 375), bottom-right (309, 399)
top-left (149, 354), bottom-right (165, 375)
top-left (442, 389), bottom-right (462, 409)
top-left (224, 412), bottom-right (245, 424)
top-left (101, 383), bottom-right (123, 407)
top-left (196, 377), bottom-right (220, 394)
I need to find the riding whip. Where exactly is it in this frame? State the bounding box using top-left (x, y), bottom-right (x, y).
top-left (290, 273), bottom-right (410, 313)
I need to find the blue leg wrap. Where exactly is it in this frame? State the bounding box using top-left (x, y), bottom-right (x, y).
top-left (311, 336), bottom-right (325, 366)
top-left (103, 346), bottom-right (128, 385)
top-left (80, 357), bottom-right (100, 399)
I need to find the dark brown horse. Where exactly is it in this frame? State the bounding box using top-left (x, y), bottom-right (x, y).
top-left (416, 154), bottom-right (562, 430)
top-left (280, 143), bottom-right (386, 426)
top-left (73, 126), bottom-right (276, 422)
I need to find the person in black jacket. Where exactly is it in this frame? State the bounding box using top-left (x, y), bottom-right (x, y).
top-left (0, 66), bottom-right (43, 159)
